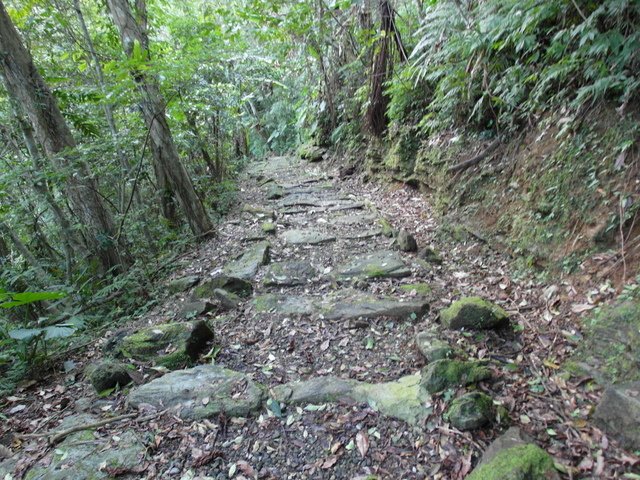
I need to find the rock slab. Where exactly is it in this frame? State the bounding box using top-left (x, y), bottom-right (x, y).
top-left (223, 242), bottom-right (270, 280)
top-left (263, 261), bottom-right (318, 287)
top-left (23, 415), bottom-right (145, 480)
top-left (594, 382), bottom-right (640, 450)
top-left (253, 290), bottom-right (428, 321)
top-left (128, 365), bottom-right (264, 419)
top-left (337, 250), bottom-right (411, 280)
top-left (272, 373), bottom-right (429, 425)
top-left (283, 229), bottom-right (336, 245)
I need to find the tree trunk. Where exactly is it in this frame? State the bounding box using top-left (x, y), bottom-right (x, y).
top-left (72, 0), bottom-right (140, 213)
top-left (106, 0), bottom-right (214, 239)
top-left (0, 1), bottom-right (127, 274)
top-left (184, 108), bottom-right (216, 178)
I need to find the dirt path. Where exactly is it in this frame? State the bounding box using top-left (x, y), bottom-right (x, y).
top-left (1, 155), bottom-right (637, 479)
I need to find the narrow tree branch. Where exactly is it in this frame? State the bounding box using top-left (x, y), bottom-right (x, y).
top-left (447, 138), bottom-right (501, 173)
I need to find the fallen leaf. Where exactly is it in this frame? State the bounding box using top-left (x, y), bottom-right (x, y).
top-left (321, 455), bottom-right (339, 469)
top-left (356, 431), bottom-right (369, 458)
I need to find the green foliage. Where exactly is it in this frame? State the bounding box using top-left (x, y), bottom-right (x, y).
top-left (409, 0), bottom-right (640, 133)
top-left (0, 290), bottom-right (67, 309)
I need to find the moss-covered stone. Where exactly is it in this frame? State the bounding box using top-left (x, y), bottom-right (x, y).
top-left (241, 204), bottom-right (276, 219)
top-left (383, 126), bottom-right (419, 178)
top-left (223, 241), bottom-right (270, 280)
top-left (400, 283), bottom-right (432, 296)
top-left (447, 392), bottom-right (494, 430)
top-left (263, 261), bottom-right (317, 287)
top-left (213, 289), bottom-right (241, 311)
top-left (273, 373), bottom-right (431, 425)
top-left (421, 359), bottom-right (492, 394)
top-left (337, 250), bottom-right (410, 281)
top-left (166, 275), bottom-right (200, 294)
top-left (115, 320), bottom-right (214, 369)
top-left (265, 184), bottom-right (284, 200)
top-left (415, 330), bottom-right (453, 363)
top-left (128, 365), bottom-right (265, 420)
top-left (297, 143), bottom-right (326, 162)
top-left (567, 299), bottom-right (640, 383)
top-left (467, 444), bottom-right (559, 480)
top-left (23, 416), bottom-right (145, 480)
top-left (378, 217), bottom-right (395, 238)
top-left (440, 297), bottom-right (509, 330)
top-left (417, 247), bottom-right (443, 265)
top-left (262, 221), bottom-right (277, 234)
top-left (593, 382), bottom-right (640, 451)
top-left (177, 300), bottom-right (215, 319)
top-left (396, 229), bottom-right (418, 252)
top-left (85, 360), bottom-right (132, 393)
top-left (193, 275), bottom-right (253, 299)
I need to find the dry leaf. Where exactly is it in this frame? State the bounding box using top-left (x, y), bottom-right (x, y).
top-left (356, 431), bottom-right (369, 458)
top-left (571, 303), bottom-right (595, 313)
top-left (321, 455), bottom-right (339, 469)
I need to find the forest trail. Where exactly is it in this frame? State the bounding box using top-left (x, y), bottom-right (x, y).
top-left (0, 154), bottom-right (630, 478)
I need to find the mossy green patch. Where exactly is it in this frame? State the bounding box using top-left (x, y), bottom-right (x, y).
top-left (567, 299), bottom-right (640, 383)
top-left (252, 294), bottom-right (279, 312)
top-left (467, 444), bottom-right (558, 480)
top-left (447, 392), bottom-right (494, 430)
top-left (116, 321), bottom-right (214, 369)
top-left (262, 222), bottom-right (276, 234)
top-left (400, 283), bottom-right (432, 296)
top-left (365, 265), bottom-right (389, 278)
top-left (377, 218), bottom-right (394, 237)
top-left (440, 297), bottom-right (509, 330)
top-left (297, 143), bottom-right (325, 161)
top-left (421, 359), bottom-right (492, 394)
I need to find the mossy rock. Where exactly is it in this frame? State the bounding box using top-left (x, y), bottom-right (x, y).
top-left (467, 444), bottom-right (559, 480)
top-left (378, 218), bottom-right (395, 238)
top-left (262, 222), bottom-right (277, 234)
top-left (193, 275), bottom-right (253, 299)
top-left (415, 331), bottom-right (453, 363)
top-left (213, 289), bottom-right (241, 311)
top-left (85, 360), bottom-right (132, 393)
top-left (417, 247), bottom-right (443, 265)
top-left (129, 365), bottom-right (265, 420)
top-left (166, 275), bottom-right (200, 294)
top-left (567, 299), bottom-right (640, 384)
top-left (421, 359), bottom-right (492, 394)
top-left (115, 320), bottom-right (214, 370)
top-left (400, 283), bottom-right (432, 296)
top-left (396, 229), bottom-right (418, 252)
top-left (178, 300), bottom-right (215, 319)
top-left (297, 143), bottom-right (326, 162)
top-left (382, 126), bottom-right (419, 177)
top-left (24, 427), bottom-right (145, 480)
top-left (266, 184), bottom-right (284, 200)
top-left (241, 204), bottom-right (277, 219)
top-left (223, 241), bottom-right (270, 280)
top-left (447, 391), bottom-right (494, 430)
top-left (440, 297), bottom-right (509, 330)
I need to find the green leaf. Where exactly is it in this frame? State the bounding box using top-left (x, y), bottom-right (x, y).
top-left (266, 398), bottom-right (283, 418)
top-left (8, 325), bottom-right (76, 342)
top-left (0, 291), bottom-right (67, 309)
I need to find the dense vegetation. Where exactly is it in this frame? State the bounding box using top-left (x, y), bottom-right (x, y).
top-left (0, 0), bottom-right (638, 392)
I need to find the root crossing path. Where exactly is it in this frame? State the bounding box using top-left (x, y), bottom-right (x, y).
top-left (2, 155), bottom-right (626, 478)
